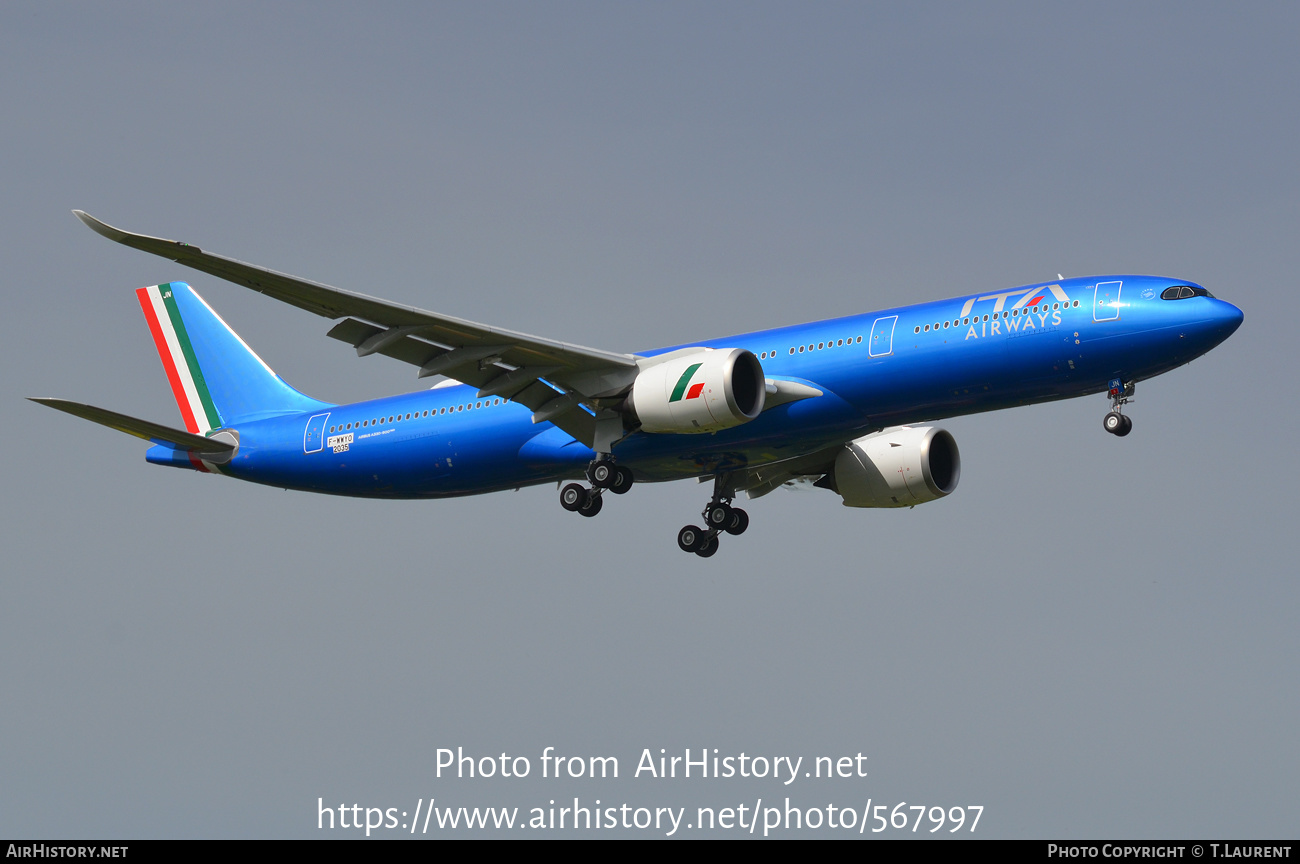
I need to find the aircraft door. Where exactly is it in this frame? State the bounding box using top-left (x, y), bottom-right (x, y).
top-left (1093, 281), bottom-right (1122, 322)
top-left (869, 315), bottom-right (898, 357)
top-left (303, 412), bottom-right (331, 453)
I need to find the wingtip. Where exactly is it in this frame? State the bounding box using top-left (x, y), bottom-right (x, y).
top-left (72, 209), bottom-right (121, 240)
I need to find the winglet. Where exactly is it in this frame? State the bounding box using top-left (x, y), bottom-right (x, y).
top-left (72, 210), bottom-right (202, 256)
top-left (72, 209), bottom-right (125, 241)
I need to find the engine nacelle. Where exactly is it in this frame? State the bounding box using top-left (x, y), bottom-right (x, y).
top-left (629, 348), bottom-right (765, 434)
top-left (829, 426), bottom-right (960, 508)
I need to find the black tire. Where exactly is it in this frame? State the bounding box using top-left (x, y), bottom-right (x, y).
top-left (578, 492), bottom-right (603, 517)
top-left (696, 535), bottom-right (720, 558)
top-left (1115, 415), bottom-right (1133, 437)
top-left (560, 483), bottom-right (587, 511)
top-left (706, 503), bottom-right (732, 527)
top-left (1103, 411), bottom-right (1124, 434)
top-left (589, 460), bottom-right (614, 489)
top-left (724, 507), bottom-right (749, 536)
top-left (677, 525), bottom-right (704, 553)
top-left (609, 465), bottom-right (634, 495)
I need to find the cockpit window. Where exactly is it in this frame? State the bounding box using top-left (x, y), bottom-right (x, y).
top-left (1161, 285), bottom-right (1215, 300)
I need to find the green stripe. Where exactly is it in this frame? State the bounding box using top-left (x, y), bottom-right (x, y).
top-left (160, 283), bottom-right (222, 430)
top-left (669, 363), bottom-right (703, 403)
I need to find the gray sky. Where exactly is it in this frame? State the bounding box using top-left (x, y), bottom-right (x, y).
top-left (3, 2), bottom-right (1297, 838)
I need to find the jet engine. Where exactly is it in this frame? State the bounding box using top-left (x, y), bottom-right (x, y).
top-left (824, 426), bottom-right (960, 507)
top-left (627, 348), bottom-right (765, 434)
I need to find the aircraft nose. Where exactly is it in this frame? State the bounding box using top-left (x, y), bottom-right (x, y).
top-left (1214, 298), bottom-right (1245, 337)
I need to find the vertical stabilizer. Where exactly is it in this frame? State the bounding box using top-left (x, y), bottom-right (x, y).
top-left (137, 281), bottom-right (330, 431)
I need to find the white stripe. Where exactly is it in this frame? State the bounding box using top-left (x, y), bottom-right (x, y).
top-left (145, 285), bottom-right (212, 434)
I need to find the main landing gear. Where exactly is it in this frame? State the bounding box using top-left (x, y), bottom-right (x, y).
top-left (677, 478), bottom-right (749, 558)
top-left (558, 455), bottom-right (633, 518)
top-left (1103, 378), bottom-right (1135, 437)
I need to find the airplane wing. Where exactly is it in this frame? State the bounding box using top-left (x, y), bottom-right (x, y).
top-left (74, 211), bottom-right (642, 445)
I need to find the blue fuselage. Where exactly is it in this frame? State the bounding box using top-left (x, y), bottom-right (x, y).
top-left (152, 275), bottom-right (1242, 497)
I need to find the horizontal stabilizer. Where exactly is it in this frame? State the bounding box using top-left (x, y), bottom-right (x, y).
top-left (28, 398), bottom-right (236, 455)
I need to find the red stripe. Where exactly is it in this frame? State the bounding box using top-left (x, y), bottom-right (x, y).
top-left (1027, 295), bottom-right (1044, 306)
top-left (137, 287), bottom-right (200, 434)
top-left (186, 451), bottom-right (210, 473)
top-left (686, 382), bottom-right (706, 400)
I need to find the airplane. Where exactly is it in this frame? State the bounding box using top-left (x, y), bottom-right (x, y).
top-left (33, 211), bottom-right (1244, 557)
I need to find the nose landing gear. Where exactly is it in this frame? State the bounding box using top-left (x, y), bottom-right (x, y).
top-left (1103, 378), bottom-right (1135, 437)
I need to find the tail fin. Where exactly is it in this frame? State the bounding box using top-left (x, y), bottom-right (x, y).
top-left (137, 281), bottom-right (330, 431)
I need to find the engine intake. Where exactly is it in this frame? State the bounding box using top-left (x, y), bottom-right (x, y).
top-left (829, 426), bottom-right (960, 507)
top-left (628, 348), bottom-right (765, 434)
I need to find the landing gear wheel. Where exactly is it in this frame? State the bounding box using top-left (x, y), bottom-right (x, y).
top-left (705, 502), bottom-right (732, 528)
top-left (578, 491), bottom-right (603, 517)
top-left (589, 459), bottom-right (615, 489)
top-left (1103, 412), bottom-right (1125, 435)
top-left (695, 535), bottom-right (720, 558)
top-left (1115, 415), bottom-right (1133, 437)
top-left (560, 483), bottom-right (587, 511)
top-left (678, 525), bottom-right (705, 553)
top-left (609, 465), bottom-right (634, 495)
top-left (724, 507), bottom-right (749, 536)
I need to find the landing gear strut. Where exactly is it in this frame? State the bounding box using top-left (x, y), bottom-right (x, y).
top-left (559, 456), bottom-right (633, 517)
top-left (1103, 377), bottom-right (1135, 437)
top-left (677, 475), bottom-right (749, 557)
top-left (588, 456), bottom-right (634, 495)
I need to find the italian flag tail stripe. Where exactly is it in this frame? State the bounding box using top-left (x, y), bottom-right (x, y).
top-left (136, 283), bottom-right (221, 434)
